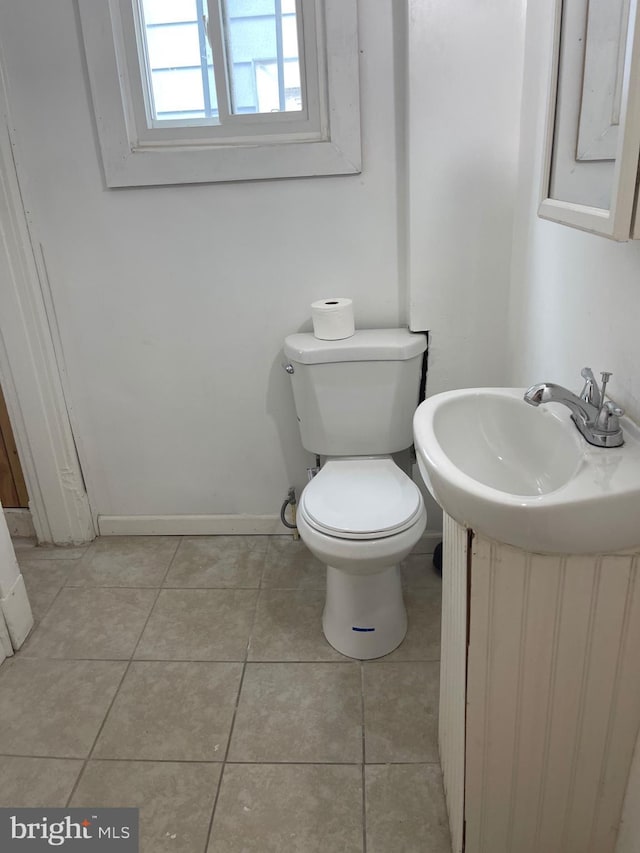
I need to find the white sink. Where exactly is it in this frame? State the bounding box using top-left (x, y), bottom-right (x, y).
top-left (413, 387), bottom-right (640, 554)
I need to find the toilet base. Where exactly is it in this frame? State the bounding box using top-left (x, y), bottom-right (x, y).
top-left (323, 564), bottom-right (407, 660)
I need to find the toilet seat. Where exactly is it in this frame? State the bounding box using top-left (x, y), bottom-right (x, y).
top-left (300, 458), bottom-right (424, 541)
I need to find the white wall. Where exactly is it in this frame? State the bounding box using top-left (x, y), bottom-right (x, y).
top-left (407, 0), bottom-right (526, 395)
top-left (509, 0), bottom-right (640, 422)
top-left (0, 0), bottom-right (406, 522)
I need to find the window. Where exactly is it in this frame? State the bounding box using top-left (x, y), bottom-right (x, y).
top-left (78, 0), bottom-right (361, 186)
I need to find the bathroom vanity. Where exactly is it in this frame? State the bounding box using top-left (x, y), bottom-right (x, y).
top-left (440, 513), bottom-right (640, 853)
top-left (413, 382), bottom-right (640, 852)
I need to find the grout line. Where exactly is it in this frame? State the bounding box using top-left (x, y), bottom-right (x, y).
top-left (54, 584), bottom-right (335, 591)
top-left (65, 585), bottom-right (263, 590)
top-left (361, 661), bottom-right (368, 853)
top-left (63, 663), bottom-right (130, 807)
top-left (64, 537), bottom-right (184, 808)
top-left (258, 538), bottom-right (270, 590)
top-left (13, 655), bottom-right (389, 664)
top-left (360, 662), bottom-right (366, 766)
top-left (22, 582), bottom-right (68, 636)
top-left (0, 753), bottom-right (445, 766)
top-left (14, 534), bottom-right (444, 846)
top-left (15, 655), bottom-right (440, 667)
top-left (203, 573), bottom-right (261, 853)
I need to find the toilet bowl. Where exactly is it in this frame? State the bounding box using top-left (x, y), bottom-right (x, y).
top-left (296, 456), bottom-right (427, 659)
top-left (283, 327), bottom-right (428, 660)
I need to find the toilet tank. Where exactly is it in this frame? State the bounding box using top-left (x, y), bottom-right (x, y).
top-left (283, 328), bottom-right (427, 455)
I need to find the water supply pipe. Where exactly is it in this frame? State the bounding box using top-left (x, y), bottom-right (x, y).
top-left (280, 486), bottom-right (299, 540)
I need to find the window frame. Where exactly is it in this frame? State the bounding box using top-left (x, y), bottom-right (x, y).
top-left (78, 0), bottom-right (361, 187)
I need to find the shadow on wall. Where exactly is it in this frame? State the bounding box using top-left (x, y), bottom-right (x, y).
top-left (419, 151), bottom-right (517, 395)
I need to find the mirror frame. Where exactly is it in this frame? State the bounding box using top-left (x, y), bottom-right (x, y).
top-left (538, 0), bottom-right (640, 240)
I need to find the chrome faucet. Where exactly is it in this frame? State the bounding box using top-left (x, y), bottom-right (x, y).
top-left (524, 368), bottom-right (625, 447)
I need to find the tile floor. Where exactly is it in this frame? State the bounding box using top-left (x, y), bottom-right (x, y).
top-left (0, 535), bottom-right (451, 853)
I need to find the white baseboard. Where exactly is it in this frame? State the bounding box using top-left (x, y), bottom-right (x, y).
top-left (1, 573), bottom-right (33, 650)
top-left (97, 514), bottom-right (443, 548)
top-left (97, 514), bottom-right (291, 536)
top-left (3, 508), bottom-right (36, 539)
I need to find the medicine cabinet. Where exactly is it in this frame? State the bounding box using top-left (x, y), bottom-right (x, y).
top-left (539, 0), bottom-right (640, 240)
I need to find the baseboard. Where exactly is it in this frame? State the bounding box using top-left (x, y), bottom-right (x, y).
top-left (1, 573), bottom-right (33, 650)
top-left (3, 508), bottom-right (36, 539)
top-left (97, 514), bottom-right (443, 547)
top-left (97, 514), bottom-right (291, 536)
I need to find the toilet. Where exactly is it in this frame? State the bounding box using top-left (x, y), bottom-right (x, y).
top-left (283, 328), bottom-right (427, 659)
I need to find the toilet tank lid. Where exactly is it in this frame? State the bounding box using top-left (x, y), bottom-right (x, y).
top-left (284, 329), bottom-right (426, 364)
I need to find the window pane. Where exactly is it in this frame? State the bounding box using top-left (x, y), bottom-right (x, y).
top-left (255, 59), bottom-right (301, 112)
top-left (139, 0), bottom-right (216, 123)
top-left (142, 0), bottom-right (197, 25)
top-left (151, 68), bottom-right (206, 115)
top-left (146, 23), bottom-right (201, 69)
top-left (223, 0), bottom-right (302, 114)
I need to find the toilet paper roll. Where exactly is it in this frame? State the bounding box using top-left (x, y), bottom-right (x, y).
top-left (311, 298), bottom-right (355, 340)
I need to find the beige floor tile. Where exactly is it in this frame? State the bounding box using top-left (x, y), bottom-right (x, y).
top-left (0, 658), bottom-right (126, 757)
top-left (261, 537), bottom-right (325, 589)
top-left (164, 536), bottom-right (267, 588)
top-left (71, 761), bottom-right (221, 853)
top-left (364, 662), bottom-right (439, 763)
top-left (23, 587), bottom-right (156, 659)
top-left (22, 582), bottom-right (60, 624)
top-left (248, 590), bottom-right (346, 661)
top-left (209, 764), bottom-right (363, 853)
top-left (94, 661), bottom-right (242, 761)
top-left (365, 764), bottom-right (451, 853)
top-left (19, 559), bottom-right (80, 623)
top-left (135, 589), bottom-right (257, 661)
top-left (0, 757), bottom-right (83, 807)
top-left (67, 536), bottom-right (179, 587)
top-left (19, 558), bottom-right (78, 585)
top-left (402, 553), bottom-right (442, 588)
top-left (385, 588), bottom-right (442, 662)
top-left (229, 662), bottom-right (362, 763)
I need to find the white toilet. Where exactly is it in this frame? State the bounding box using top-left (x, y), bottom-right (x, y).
top-left (283, 328), bottom-right (427, 659)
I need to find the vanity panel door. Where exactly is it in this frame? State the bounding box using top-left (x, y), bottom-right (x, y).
top-left (440, 513), bottom-right (640, 852)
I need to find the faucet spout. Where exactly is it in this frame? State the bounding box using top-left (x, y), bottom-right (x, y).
top-left (523, 375), bottom-right (624, 448)
top-left (523, 382), bottom-right (598, 426)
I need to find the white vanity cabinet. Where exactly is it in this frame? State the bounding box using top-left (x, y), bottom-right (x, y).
top-left (440, 512), bottom-right (640, 853)
top-left (539, 0), bottom-right (640, 239)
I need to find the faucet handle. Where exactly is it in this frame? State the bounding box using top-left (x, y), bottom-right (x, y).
top-left (602, 399), bottom-right (624, 417)
top-left (596, 399), bottom-right (625, 434)
top-left (579, 367), bottom-right (601, 407)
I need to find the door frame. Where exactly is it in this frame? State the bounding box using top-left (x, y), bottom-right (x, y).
top-left (0, 53), bottom-right (94, 544)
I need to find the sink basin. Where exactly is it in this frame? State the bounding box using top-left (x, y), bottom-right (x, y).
top-left (413, 387), bottom-right (640, 554)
